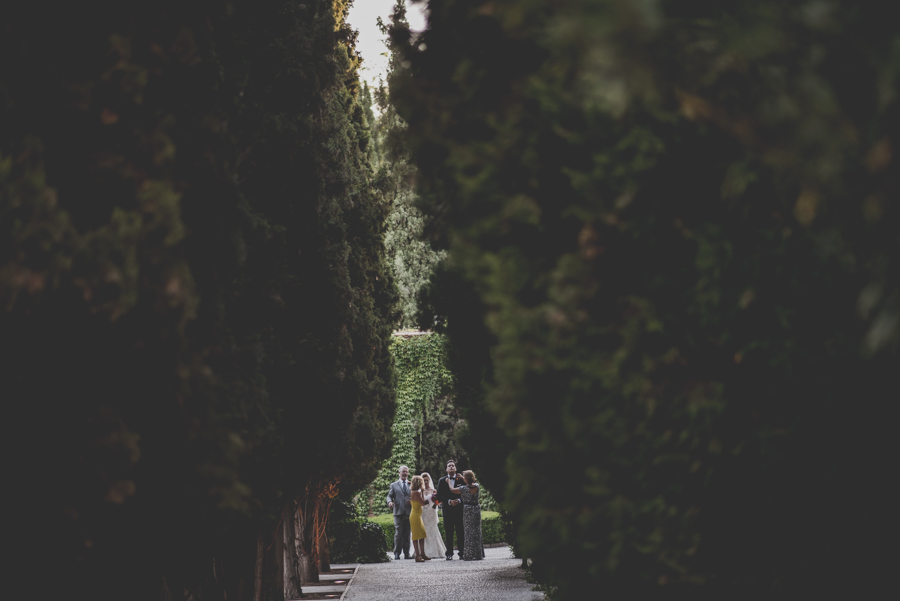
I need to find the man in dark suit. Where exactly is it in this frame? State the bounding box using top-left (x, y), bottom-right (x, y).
top-left (436, 459), bottom-right (465, 560)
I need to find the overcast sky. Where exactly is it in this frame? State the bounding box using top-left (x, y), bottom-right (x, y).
top-left (347, 0), bottom-right (428, 89)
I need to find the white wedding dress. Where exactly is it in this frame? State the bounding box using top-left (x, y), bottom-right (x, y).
top-left (421, 491), bottom-right (447, 558)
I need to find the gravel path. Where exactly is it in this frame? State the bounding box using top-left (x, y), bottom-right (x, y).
top-left (343, 546), bottom-right (545, 601)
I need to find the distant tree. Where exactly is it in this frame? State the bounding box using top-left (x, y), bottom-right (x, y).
top-left (384, 183), bottom-right (445, 329)
top-left (375, 3), bottom-right (445, 329)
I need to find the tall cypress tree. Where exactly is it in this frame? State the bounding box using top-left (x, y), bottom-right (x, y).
top-left (1, 1), bottom-right (396, 598)
top-left (372, 6), bottom-right (446, 330)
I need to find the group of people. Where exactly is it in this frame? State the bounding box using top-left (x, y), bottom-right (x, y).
top-left (386, 459), bottom-right (484, 562)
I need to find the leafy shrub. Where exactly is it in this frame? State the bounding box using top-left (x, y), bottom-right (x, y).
top-left (329, 500), bottom-right (389, 564)
top-left (329, 519), bottom-right (361, 564)
top-left (328, 518), bottom-right (389, 564)
top-left (358, 521), bottom-right (391, 563)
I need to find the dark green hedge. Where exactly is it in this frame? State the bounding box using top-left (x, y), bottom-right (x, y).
top-left (369, 511), bottom-right (504, 552)
top-left (329, 520), bottom-right (390, 564)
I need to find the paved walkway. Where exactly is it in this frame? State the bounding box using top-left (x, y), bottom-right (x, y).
top-left (342, 546), bottom-right (545, 601)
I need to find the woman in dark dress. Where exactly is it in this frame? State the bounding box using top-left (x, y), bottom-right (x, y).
top-left (449, 470), bottom-right (482, 560)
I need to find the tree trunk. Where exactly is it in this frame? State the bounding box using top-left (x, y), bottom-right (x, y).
top-left (212, 556), bottom-right (227, 601)
top-left (272, 517), bottom-right (285, 601)
top-left (317, 529), bottom-right (331, 574)
top-left (283, 501), bottom-right (303, 599)
top-left (254, 531), bottom-right (264, 601)
top-left (295, 496), bottom-right (319, 584)
top-left (159, 577), bottom-right (174, 601)
top-left (316, 494), bottom-right (331, 573)
top-left (229, 529), bottom-right (258, 601)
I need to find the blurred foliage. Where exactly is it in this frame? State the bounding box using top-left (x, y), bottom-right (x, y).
top-left (389, 0), bottom-right (897, 598)
top-left (1, 1), bottom-right (397, 598)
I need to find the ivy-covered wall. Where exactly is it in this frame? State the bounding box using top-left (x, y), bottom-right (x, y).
top-left (359, 333), bottom-right (453, 515)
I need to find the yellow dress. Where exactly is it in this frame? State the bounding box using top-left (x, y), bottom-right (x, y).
top-left (410, 500), bottom-right (427, 541)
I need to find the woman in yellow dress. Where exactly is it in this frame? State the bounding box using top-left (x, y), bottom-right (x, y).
top-left (408, 475), bottom-right (431, 562)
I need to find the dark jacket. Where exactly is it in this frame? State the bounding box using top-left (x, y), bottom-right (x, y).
top-left (437, 474), bottom-right (465, 519)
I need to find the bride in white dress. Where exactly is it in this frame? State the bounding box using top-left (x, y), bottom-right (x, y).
top-left (420, 472), bottom-right (447, 559)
